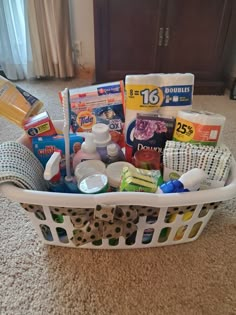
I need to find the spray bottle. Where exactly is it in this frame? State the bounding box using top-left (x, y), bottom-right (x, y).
top-left (44, 151), bottom-right (65, 193)
top-left (159, 168), bottom-right (207, 193)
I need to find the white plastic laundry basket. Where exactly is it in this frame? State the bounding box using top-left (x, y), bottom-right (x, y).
top-left (1, 121), bottom-right (236, 249)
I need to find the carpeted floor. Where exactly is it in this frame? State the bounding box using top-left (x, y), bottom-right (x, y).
top-left (0, 79), bottom-right (236, 315)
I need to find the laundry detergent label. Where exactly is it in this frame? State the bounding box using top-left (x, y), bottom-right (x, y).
top-left (173, 117), bottom-right (221, 145)
top-left (61, 81), bottom-right (125, 148)
top-left (77, 111), bottom-right (96, 130)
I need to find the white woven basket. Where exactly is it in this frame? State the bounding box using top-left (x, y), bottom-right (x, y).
top-left (1, 120), bottom-right (236, 249)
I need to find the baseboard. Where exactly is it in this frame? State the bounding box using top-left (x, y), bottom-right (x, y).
top-left (224, 75), bottom-right (236, 90)
top-left (194, 80), bottom-right (226, 95)
top-left (73, 68), bottom-right (232, 95)
top-left (74, 65), bottom-right (95, 82)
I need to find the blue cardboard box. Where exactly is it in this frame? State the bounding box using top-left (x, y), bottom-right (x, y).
top-left (32, 134), bottom-right (84, 175)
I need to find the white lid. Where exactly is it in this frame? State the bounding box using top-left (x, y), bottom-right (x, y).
top-left (74, 167), bottom-right (96, 181)
top-left (106, 162), bottom-right (136, 188)
top-left (74, 160), bottom-right (106, 179)
top-left (81, 133), bottom-right (97, 153)
top-left (107, 143), bottom-right (118, 157)
top-left (78, 173), bottom-right (108, 193)
top-left (92, 123), bottom-right (111, 146)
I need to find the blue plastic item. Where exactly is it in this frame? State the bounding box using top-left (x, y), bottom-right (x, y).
top-left (160, 180), bottom-right (189, 193)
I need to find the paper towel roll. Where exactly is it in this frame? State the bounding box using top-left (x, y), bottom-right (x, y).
top-left (173, 110), bottom-right (226, 145)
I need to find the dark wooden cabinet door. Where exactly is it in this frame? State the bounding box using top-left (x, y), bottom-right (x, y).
top-left (161, 0), bottom-right (232, 82)
top-left (94, 0), bottom-right (165, 82)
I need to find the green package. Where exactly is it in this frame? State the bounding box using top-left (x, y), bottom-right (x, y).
top-left (120, 167), bottom-right (163, 193)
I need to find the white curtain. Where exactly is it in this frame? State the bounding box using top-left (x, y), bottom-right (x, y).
top-left (27, 0), bottom-right (74, 78)
top-left (0, 0), bottom-right (34, 80)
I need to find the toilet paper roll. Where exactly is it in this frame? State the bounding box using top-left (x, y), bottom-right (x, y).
top-left (125, 73), bottom-right (194, 161)
top-left (125, 73), bottom-right (194, 116)
top-left (157, 73), bottom-right (194, 116)
top-left (125, 73), bottom-right (194, 86)
top-left (173, 110), bottom-right (226, 145)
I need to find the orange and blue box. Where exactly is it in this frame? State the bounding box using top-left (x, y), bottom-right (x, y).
top-left (23, 111), bottom-right (57, 137)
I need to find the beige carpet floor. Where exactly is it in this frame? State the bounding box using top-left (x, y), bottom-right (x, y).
top-left (0, 79), bottom-right (236, 315)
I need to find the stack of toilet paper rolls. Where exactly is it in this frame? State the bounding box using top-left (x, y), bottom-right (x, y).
top-left (125, 73), bottom-right (194, 161)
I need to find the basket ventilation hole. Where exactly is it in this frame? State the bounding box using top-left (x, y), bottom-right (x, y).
top-left (109, 238), bottom-right (119, 246)
top-left (56, 228), bottom-right (69, 243)
top-left (51, 212), bottom-right (64, 223)
top-left (189, 222), bottom-right (203, 238)
top-left (174, 225), bottom-right (187, 241)
top-left (40, 224), bottom-right (53, 241)
top-left (35, 210), bottom-right (46, 220)
top-left (125, 231), bottom-right (137, 245)
top-left (182, 211), bottom-right (193, 221)
top-left (142, 229), bottom-right (154, 244)
top-left (133, 216), bottom-right (139, 224)
top-left (165, 213), bottom-right (177, 223)
top-left (92, 239), bottom-right (103, 246)
top-left (158, 227), bottom-right (171, 243)
top-left (146, 215), bottom-right (158, 224)
top-left (199, 208), bottom-right (210, 218)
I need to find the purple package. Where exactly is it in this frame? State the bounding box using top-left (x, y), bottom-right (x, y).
top-left (132, 113), bottom-right (176, 159)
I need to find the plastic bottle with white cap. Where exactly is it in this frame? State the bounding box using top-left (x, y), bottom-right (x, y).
top-left (159, 168), bottom-right (207, 193)
top-left (106, 143), bottom-right (125, 164)
top-left (92, 123), bottom-right (125, 163)
top-left (72, 133), bottom-right (101, 171)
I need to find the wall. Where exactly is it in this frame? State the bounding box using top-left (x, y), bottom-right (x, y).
top-left (69, 0), bottom-right (95, 69)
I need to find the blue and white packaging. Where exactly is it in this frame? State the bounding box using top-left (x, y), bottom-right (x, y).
top-left (32, 134), bottom-right (84, 175)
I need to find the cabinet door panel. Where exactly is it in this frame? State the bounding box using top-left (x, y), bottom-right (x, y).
top-left (94, 0), bottom-right (164, 82)
top-left (161, 0), bottom-right (232, 80)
